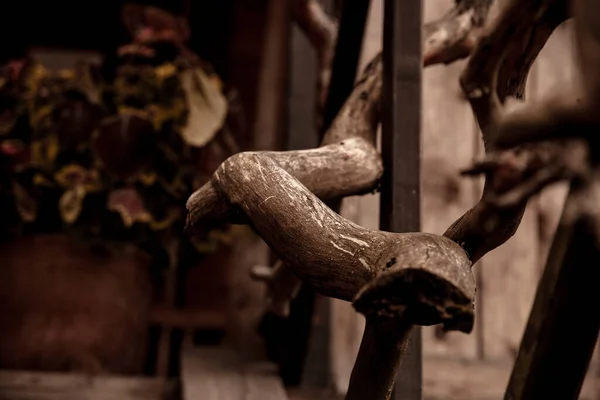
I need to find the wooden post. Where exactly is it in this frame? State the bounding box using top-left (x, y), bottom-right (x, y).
top-left (504, 186), bottom-right (600, 400)
top-left (381, 0), bottom-right (423, 398)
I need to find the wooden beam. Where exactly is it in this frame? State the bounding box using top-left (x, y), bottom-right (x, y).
top-left (381, 0), bottom-right (423, 398)
top-left (503, 186), bottom-right (600, 400)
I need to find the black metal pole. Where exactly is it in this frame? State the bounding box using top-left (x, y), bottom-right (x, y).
top-left (321, 0), bottom-right (371, 135)
top-left (381, 0), bottom-right (423, 398)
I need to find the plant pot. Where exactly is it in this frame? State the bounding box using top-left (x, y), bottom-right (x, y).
top-left (0, 234), bottom-right (153, 375)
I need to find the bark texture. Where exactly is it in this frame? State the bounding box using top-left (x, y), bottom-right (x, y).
top-left (185, 0), bottom-right (599, 398)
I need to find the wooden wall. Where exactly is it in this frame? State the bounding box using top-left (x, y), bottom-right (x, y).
top-left (330, 1), bottom-right (592, 398)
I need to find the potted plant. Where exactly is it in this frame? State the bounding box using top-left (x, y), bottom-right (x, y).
top-left (0, 5), bottom-right (242, 375)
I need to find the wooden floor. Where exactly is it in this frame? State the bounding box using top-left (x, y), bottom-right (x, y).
top-left (2, 352), bottom-right (598, 400)
top-left (423, 357), bottom-right (600, 400)
top-left (288, 357), bottom-right (600, 400)
top-left (0, 370), bottom-right (178, 400)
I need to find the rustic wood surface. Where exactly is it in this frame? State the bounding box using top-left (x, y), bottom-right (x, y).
top-left (0, 371), bottom-right (177, 400)
top-left (180, 344), bottom-right (288, 400)
top-left (288, 357), bottom-right (600, 399)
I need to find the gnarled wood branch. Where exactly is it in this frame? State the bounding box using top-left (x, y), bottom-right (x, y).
top-left (445, 0), bottom-right (569, 263)
top-left (186, 0), bottom-right (573, 398)
top-left (189, 0), bottom-right (495, 317)
top-left (464, 0), bottom-right (600, 247)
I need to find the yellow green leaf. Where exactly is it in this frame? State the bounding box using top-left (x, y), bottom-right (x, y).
top-left (154, 63), bottom-right (178, 83)
top-left (69, 63), bottom-right (101, 104)
top-left (54, 164), bottom-right (101, 191)
top-left (30, 135), bottom-right (59, 171)
top-left (148, 208), bottom-right (181, 231)
top-left (12, 181), bottom-right (37, 222)
top-left (139, 172), bottom-right (158, 186)
top-left (58, 185), bottom-right (86, 224)
top-left (33, 173), bottom-right (54, 186)
top-left (179, 67), bottom-right (228, 148)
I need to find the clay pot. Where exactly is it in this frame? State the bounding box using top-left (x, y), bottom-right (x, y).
top-left (0, 235), bottom-right (152, 375)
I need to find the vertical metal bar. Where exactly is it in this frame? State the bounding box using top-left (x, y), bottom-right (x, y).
top-left (381, 0), bottom-right (423, 399)
top-left (504, 187), bottom-right (600, 400)
top-left (321, 0), bottom-right (371, 135)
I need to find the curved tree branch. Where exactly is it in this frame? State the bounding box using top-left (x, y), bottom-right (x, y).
top-left (185, 0), bottom-right (573, 397)
top-left (446, 0), bottom-right (569, 263)
top-left (464, 0), bottom-right (600, 249)
top-left (189, 0), bottom-right (494, 315)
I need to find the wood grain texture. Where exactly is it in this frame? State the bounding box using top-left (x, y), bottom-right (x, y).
top-left (423, 357), bottom-right (600, 400)
top-left (180, 345), bottom-right (287, 400)
top-left (0, 371), bottom-right (177, 400)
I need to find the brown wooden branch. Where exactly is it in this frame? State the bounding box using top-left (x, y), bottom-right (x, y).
top-left (445, 0), bottom-right (569, 263)
top-left (290, 0), bottom-right (338, 131)
top-left (246, 0), bottom-right (499, 319)
top-left (463, 0), bottom-right (600, 254)
top-left (466, 0), bottom-right (599, 150)
top-left (185, 0), bottom-right (573, 397)
top-left (462, 139), bottom-right (590, 208)
top-left (185, 0), bottom-right (491, 347)
top-left (423, 0), bottom-right (493, 67)
top-left (187, 55), bottom-right (382, 315)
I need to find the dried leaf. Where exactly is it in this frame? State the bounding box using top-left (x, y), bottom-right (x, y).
top-left (59, 185), bottom-right (86, 224)
top-left (70, 63), bottom-right (101, 104)
top-left (0, 139), bottom-right (30, 168)
top-left (149, 207), bottom-right (181, 231)
top-left (12, 181), bottom-right (37, 222)
top-left (0, 110), bottom-right (18, 136)
top-left (155, 63), bottom-right (178, 83)
top-left (30, 135), bottom-right (59, 171)
top-left (29, 104), bottom-right (53, 130)
top-left (54, 164), bottom-right (101, 191)
top-left (139, 172), bottom-right (158, 186)
top-left (179, 68), bottom-right (227, 147)
top-left (107, 187), bottom-right (153, 228)
top-left (33, 173), bottom-right (54, 186)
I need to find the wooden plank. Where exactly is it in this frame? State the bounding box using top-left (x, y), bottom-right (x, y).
top-left (381, 0), bottom-right (423, 398)
top-left (181, 345), bottom-right (288, 400)
top-left (423, 357), bottom-right (600, 400)
top-left (0, 371), bottom-right (177, 400)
